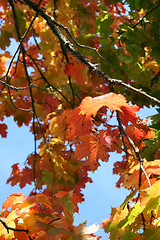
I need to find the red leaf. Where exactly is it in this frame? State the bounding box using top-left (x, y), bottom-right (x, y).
top-left (0, 123), bottom-right (7, 138)
top-left (120, 105), bottom-right (140, 126)
top-left (64, 61), bottom-right (87, 84)
top-left (54, 191), bottom-right (69, 199)
top-left (99, 129), bottom-right (114, 149)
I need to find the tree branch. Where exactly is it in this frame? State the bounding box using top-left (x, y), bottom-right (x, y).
top-left (133, 3), bottom-right (160, 29)
top-left (19, 0), bottom-right (160, 106)
top-left (0, 80), bottom-right (36, 92)
top-left (0, 218), bottom-right (29, 234)
top-left (24, 49), bottom-right (74, 107)
top-left (57, 23), bottom-right (105, 61)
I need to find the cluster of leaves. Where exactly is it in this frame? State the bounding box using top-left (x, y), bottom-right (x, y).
top-left (0, 0), bottom-right (160, 239)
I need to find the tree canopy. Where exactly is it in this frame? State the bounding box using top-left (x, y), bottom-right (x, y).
top-left (0, 0), bottom-right (160, 239)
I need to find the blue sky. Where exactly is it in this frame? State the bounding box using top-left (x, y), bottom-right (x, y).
top-left (0, 106), bottom-right (157, 239)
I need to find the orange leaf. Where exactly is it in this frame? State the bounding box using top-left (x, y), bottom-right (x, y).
top-left (74, 134), bottom-right (110, 170)
top-left (54, 191), bottom-right (69, 199)
top-left (14, 226), bottom-right (28, 240)
top-left (145, 159), bottom-right (160, 176)
top-left (80, 93), bottom-right (127, 117)
top-left (64, 108), bottom-right (94, 139)
top-left (2, 192), bottom-right (25, 210)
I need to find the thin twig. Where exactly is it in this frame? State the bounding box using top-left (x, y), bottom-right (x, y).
top-left (4, 12), bottom-right (38, 77)
top-left (0, 80), bottom-right (36, 91)
top-left (0, 218), bottom-right (28, 234)
top-left (116, 111), bottom-right (128, 159)
top-left (24, 49), bottom-right (74, 107)
top-left (115, 4), bottom-right (133, 24)
top-left (60, 42), bottom-right (75, 108)
top-left (133, 3), bottom-right (160, 29)
top-left (151, 70), bottom-right (160, 87)
top-left (53, 0), bottom-right (58, 20)
top-left (32, 115), bottom-right (37, 193)
top-left (58, 23), bottom-right (105, 61)
top-left (33, 34), bottom-right (41, 50)
top-left (116, 111), bottom-right (151, 188)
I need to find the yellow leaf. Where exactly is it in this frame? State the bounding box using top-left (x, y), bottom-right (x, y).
top-left (0, 211), bottom-right (16, 239)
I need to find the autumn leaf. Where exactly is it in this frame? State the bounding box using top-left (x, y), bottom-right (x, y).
top-left (118, 203), bottom-right (145, 228)
top-left (34, 231), bottom-right (49, 240)
top-left (0, 211), bottom-right (17, 239)
top-left (0, 0), bottom-right (160, 239)
top-left (14, 225), bottom-right (28, 240)
top-left (80, 93), bottom-right (127, 118)
top-left (103, 206), bottom-right (129, 238)
top-left (141, 180), bottom-right (160, 208)
top-left (73, 221), bottom-right (101, 240)
top-left (2, 192), bottom-right (25, 210)
top-left (55, 191), bottom-right (74, 223)
top-left (142, 228), bottom-right (160, 240)
top-left (120, 105), bottom-right (140, 126)
top-left (13, 110), bottom-right (32, 127)
top-left (64, 61), bottom-right (88, 85)
top-left (74, 134), bottom-right (110, 170)
top-left (0, 123), bottom-right (7, 138)
top-left (63, 108), bottom-right (94, 139)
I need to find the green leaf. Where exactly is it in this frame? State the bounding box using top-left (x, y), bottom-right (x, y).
top-left (118, 203), bottom-right (145, 228)
top-left (142, 228), bottom-right (160, 240)
top-left (128, 0), bottom-right (152, 10)
top-left (40, 82), bottom-right (47, 91)
top-left (62, 191), bottom-right (74, 221)
top-left (42, 171), bottom-right (54, 186)
top-left (0, 30), bottom-right (12, 50)
top-left (135, 0), bottom-right (141, 9)
top-left (144, 195), bottom-right (160, 215)
top-left (121, 231), bottom-right (136, 240)
top-left (16, 10), bottom-right (26, 34)
top-left (97, 13), bottom-right (114, 36)
top-left (149, 109), bottom-right (160, 130)
top-left (126, 44), bottom-right (142, 60)
top-left (123, 26), bottom-right (142, 43)
top-left (151, 44), bottom-right (160, 64)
